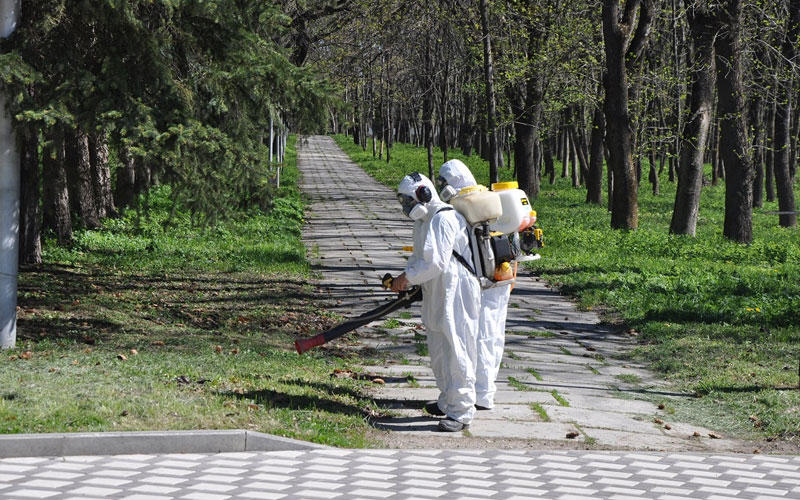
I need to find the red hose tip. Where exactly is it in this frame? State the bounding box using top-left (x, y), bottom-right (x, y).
top-left (295, 335), bottom-right (325, 355)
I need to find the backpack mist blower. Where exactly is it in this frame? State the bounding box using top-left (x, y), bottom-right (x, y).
top-left (294, 273), bottom-right (422, 355)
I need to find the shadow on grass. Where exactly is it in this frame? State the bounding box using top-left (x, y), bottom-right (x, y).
top-left (232, 388), bottom-right (367, 417)
top-left (697, 385), bottom-right (800, 395)
top-left (18, 262), bottom-right (326, 346)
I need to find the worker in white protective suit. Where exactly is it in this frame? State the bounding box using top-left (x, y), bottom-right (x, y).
top-left (437, 159), bottom-right (511, 411)
top-left (390, 172), bottom-right (481, 432)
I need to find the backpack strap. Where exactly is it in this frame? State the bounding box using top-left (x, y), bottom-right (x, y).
top-left (435, 207), bottom-right (477, 276)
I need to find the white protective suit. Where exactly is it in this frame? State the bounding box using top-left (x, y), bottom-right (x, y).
top-left (398, 173), bottom-right (481, 425)
top-left (438, 159), bottom-right (512, 409)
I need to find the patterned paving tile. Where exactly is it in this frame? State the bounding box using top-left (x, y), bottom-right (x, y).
top-left (3, 450), bottom-right (800, 499)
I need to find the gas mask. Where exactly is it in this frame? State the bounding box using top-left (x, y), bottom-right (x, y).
top-left (398, 182), bottom-right (433, 220)
top-left (436, 175), bottom-right (459, 202)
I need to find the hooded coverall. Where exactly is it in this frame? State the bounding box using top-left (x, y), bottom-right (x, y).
top-left (398, 173), bottom-right (481, 425)
top-left (438, 159), bottom-right (512, 409)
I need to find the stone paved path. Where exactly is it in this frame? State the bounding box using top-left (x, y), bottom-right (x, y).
top-left (297, 136), bottom-right (748, 452)
top-left (2, 449), bottom-right (800, 500)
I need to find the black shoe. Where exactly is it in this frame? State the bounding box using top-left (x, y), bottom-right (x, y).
top-left (424, 401), bottom-right (445, 416)
top-left (438, 417), bottom-right (468, 432)
top-left (475, 404), bottom-right (493, 411)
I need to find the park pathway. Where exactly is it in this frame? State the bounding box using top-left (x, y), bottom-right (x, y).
top-left (298, 135), bottom-right (748, 452)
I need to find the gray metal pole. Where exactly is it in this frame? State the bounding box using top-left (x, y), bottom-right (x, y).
top-left (0, 0), bottom-right (21, 350)
top-left (268, 116), bottom-right (274, 165)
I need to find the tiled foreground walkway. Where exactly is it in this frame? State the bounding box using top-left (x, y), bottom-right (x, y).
top-left (3, 449), bottom-right (799, 500)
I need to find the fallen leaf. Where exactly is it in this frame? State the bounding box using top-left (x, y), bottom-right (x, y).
top-left (19, 351), bottom-right (32, 360)
top-left (71, 360), bottom-right (79, 365)
top-left (372, 378), bottom-right (385, 385)
top-left (214, 345), bottom-right (223, 353)
top-left (151, 340), bottom-right (165, 346)
top-left (117, 354), bottom-right (127, 361)
top-left (234, 387), bottom-right (244, 395)
top-left (49, 367), bottom-right (57, 373)
top-left (654, 418), bottom-right (664, 425)
top-left (692, 431), bottom-right (701, 437)
top-left (248, 404), bottom-right (259, 410)
top-left (224, 401), bottom-right (236, 408)
top-left (120, 410), bottom-right (129, 417)
top-left (664, 424), bottom-right (672, 430)
top-left (8, 355), bottom-right (17, 361)
top-left (658, 403), bottom-right (665, 410)
top-left (749, 415), bottom-right (758, 421)
top-left (708, 432), bottom-right (722, 439)
top-left (566, 431), bottom-right (579, 439)
top-left (230, 348), bottom-right (239, 355)
top-left (753, 449), bottom-right (761, 454)
top-left (130, 349), bottom-right (138, 356)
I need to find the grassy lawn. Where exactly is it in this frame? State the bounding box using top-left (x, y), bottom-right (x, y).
top-left (2, 136), bottom-right (380, 447)
top-left (334, 134), bottom-right (800, 443)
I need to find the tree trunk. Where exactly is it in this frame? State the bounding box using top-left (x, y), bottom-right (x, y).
top-left (65, 129), bottom-right (101, 229)
top-left (670, 4), bottom-right (716, 236)
top-left (773, 0), bottom-right (799, 228)
top-left (765, 98), bottom-right (776, 202)
top-left (479, 0), bottom-right (499, 184)
top-left (134, 158), bottom-right (152, 199)
top-left (19, 128), bottom-right (41, 264)
top-left (602, 0), bottom-right (653, 230)
top-left (543, 135), bottom-right (555, 185)
top-left (115, 145), bottom-right (137, 210)
top-left (90, 132), bottom-right (117, 219)
top-left (715, 0), bottom-right (754, 243)
top-left (42, 131), bottom-right (72, 245)
top-left (648, 149), bottom-right (659, 195)
top-left (560, 126), bottom-right (569, 178)
top-left (586, 106), bottom-right (605, 204)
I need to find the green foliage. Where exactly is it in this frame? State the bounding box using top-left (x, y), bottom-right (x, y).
top-left (0, 1), bottom-right (334, 222)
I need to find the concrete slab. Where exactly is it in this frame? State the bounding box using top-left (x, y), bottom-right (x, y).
top-left (582, 428), bottom-right (710, 452)
top-left (554, 394), bottom-right (659, 414)
top-left (493, 390), bottom-right (558, 404)
top-left (372, 387), bottom-right (440, 402)
top-left (471, 404), bottom-right (540, 421)
top-left (543, 406), bottom-right (665, 435)
top-left (468, 420), bottom-right (580, 440)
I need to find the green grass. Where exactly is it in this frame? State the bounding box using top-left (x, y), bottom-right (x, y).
top-left (615, 374), bottom-right (643, 384)
top-left (507, 376), bottom-right (533, 391)
top-left (381, 318), bottom-right (400, 329)
top-left (551, 390), bottom-right (569, 406)
top-left (526, 367), bottom-right (543, 381)
top-left (333, 132), bottom-right (800, 442)
top-left (531, 402), bottom-right (550, 421)
top-left (3, 135), bottom-right (379, 447)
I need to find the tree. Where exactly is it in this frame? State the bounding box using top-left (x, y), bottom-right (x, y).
top-left (670, 1), bottom-right (717, 236)
top-left (715, 0), bottom-right (754, 243)
top-left (479, 0), bottom-right (500, 184)
top-left (773, 0), bottom-right (799, 228)
top-left (601, 0), bottom-right (656, 230)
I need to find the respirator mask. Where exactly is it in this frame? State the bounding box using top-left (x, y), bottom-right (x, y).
top-left (398, 184), bottom-right (432, 220)
top-left (435, 176), bottom-right (459, 202)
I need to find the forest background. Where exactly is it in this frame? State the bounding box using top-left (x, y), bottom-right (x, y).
top-left (0, 0), bottom-right (799, 446)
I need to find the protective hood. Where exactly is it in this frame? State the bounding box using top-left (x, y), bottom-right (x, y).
top-left (438, 159), bottom-right (477, 191)
top-left (398, 172), bottom-right (440, 219)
